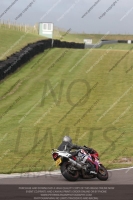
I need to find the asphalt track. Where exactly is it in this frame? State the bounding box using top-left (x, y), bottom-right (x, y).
top-left (0, 167), bottom-right (132, 184)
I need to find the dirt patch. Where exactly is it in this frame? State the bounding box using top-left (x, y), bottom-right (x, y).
top-left (108, 157), bottom-right (133, 165)
top-left (113, 157), bottom-right (133, 164)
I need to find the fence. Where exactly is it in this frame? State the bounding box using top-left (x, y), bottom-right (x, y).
top-left (0, 20), bottom-right (38, 34)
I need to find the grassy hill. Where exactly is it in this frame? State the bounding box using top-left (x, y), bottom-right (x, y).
top-left (0, 23), bottom-right (133, 173)
top-left (100, 43), bottom-right (133, 50)
top-left (56, 30), bottom-right (133, 44)
top-left (0, 26), bottom-right (45, 60)
top-left (0, 46), bottom-right (133, 173)
top-left (1, 22), bottom-right (133, 61)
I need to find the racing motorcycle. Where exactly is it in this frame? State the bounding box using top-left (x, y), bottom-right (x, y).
top-left (52, 146), bottom-right (108, 181)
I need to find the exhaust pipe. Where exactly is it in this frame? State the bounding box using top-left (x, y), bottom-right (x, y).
top-left (69, 158), bottom-right (82, 169)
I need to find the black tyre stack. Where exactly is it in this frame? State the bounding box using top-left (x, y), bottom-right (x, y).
top-left (0, 39), bottom-right (84, 81)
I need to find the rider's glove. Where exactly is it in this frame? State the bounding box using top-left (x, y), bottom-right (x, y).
top-left (83, 145), bottom-right (96, 153)
top-left (89, 148), bottom-right (96, 154)
top-left (84, 147), bottom-right (94, 154)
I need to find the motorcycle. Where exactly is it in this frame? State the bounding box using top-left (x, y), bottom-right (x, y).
top-left (52, 146), bottom-right (108, 181)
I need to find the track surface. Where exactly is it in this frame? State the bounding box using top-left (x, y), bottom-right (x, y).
top-left (0, 168), bottom-right (132, 184)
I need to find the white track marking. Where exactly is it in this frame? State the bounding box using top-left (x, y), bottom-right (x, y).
top-left (0, 167), bottom-right (133, 179)
top-left (108, 167), bottom-right (133, 171)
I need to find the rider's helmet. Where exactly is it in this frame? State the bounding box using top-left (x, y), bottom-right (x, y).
top-left (62, 136), bottom-right (72, 144)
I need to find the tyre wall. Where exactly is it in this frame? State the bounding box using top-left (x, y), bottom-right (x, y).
top-left (0, 39), bottom-right (84, 81)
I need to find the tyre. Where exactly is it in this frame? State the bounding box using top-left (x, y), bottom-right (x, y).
top-left (97, 164), bottom-right (108, 181)
top-left (60, 161), bottom-right (79, 181)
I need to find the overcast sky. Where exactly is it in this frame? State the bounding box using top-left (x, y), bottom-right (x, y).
top-left (0, 0), bottom-right (133, 34)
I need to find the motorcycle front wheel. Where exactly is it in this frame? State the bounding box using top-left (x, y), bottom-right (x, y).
top-left (60, 161), bottom-right (79, 181)
top-left (97, 164), bottom-right (108, 181)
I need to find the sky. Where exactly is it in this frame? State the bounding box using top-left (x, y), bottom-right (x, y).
top-left (0, 0), bottom-right (133, 34)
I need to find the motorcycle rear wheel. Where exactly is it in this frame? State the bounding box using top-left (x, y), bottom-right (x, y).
top-left (97, 164), bottom-right (108, 181)
top-left (60, 161), bottom-right (79, 181)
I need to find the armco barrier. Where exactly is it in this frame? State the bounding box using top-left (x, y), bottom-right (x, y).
top-left (0, 39), bottom-right (84, 81)
top-left (85, 39), bottom-right (133, 49)
top-left (85, 40), bottom-right (118, 49)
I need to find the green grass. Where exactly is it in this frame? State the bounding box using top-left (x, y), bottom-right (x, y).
top-left (0, 27), bottom-right (45, 60)
top-left (58, 33), bottom-right (105, 43)
top-left (1, 22), bottom-right (133, 62)
top-left (0, 47), bottom-right (133, 173)
top-left (0, 23), bottom-right (133, 173)
top-left (100, 43), bottom-right (133, 50)
top-left (57, 32), bottom-right (133, 44)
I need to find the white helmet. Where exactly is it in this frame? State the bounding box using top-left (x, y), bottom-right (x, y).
top-left (62, 136), bottom-right (72, 143)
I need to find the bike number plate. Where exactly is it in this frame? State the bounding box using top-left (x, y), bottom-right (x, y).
top-left (56, 157), bottom-right (62, 166)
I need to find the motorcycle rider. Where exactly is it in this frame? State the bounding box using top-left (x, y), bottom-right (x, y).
top-left (58, 135), bottom-right (97, 174)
